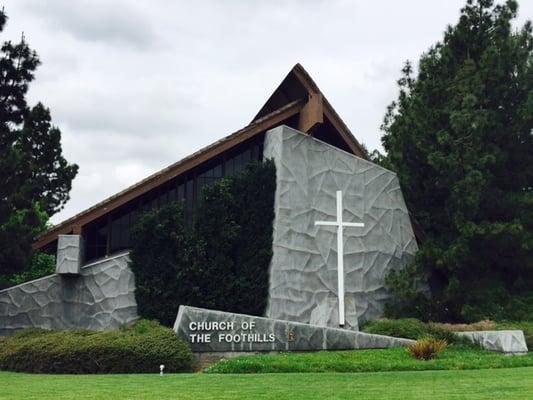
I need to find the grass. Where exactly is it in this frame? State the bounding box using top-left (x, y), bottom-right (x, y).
top-left (1, 368), bottom-right (533, 399)
top-left (205, 346), bottom-right (533, 374)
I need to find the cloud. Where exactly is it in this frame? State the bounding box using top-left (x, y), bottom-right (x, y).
top-left (17, 0), bottom-right (158, 49)
top-left (0, 0), bottom-right (531, 224)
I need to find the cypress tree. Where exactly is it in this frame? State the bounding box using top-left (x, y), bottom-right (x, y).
top-left (380, 0), bottom-right (532, 321)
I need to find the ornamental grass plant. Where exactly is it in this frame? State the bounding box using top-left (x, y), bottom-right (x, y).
top-left (408, 338), bottom-right (448, 361)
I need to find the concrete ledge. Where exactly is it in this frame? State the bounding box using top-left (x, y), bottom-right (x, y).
top-left (457, 330), bottom-right (529, 355)
top-left (174, 305), bottom-right (414, 353)
top-left (56, 235), bottom-right (82, 274)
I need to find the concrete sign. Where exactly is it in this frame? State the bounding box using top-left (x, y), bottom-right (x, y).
top-left (173, 305), bottom-right (414, 353)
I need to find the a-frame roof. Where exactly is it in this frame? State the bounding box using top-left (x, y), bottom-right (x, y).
top-left (254, 64), bottom-right (367, 157)
top-left (33, 64), bottom-right (369, 250)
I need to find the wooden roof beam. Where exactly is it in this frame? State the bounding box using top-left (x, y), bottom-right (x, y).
top-left (298, 93), bottom-right (324, 133)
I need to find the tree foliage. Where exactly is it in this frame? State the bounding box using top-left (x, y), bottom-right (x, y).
top-left (129, 161), bottom-right (276, 326)
top-left (380, 0), bottom-right (533, 321)
top-left (0, 10), bottom-right (78, 276)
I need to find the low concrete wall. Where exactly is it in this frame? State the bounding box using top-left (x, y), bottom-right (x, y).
top-left (174, 305), bottom-right (414, 353)
top-left (0, 252), bottom-right (138, 335)
top-left (457, 330), bottom-right (529, 354)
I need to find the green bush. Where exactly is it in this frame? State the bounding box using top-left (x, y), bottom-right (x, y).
top-left (385, 267), bottom-right (533, 323)
top-left (362, 318), bottom-right (458, 343)
top-left (130, 161), bottom-right (276, 326)
top-left (0, 252), bottom-right (56, 290)
top-left (458, 290), bottom-right (533, 323)
top-left (7, 252), bottom-right (56, 286)
top-left (0, 320), bottom-right (193, 374)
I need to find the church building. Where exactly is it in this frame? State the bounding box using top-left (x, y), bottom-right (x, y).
top-left (0, 64), bottom-right (419, 335)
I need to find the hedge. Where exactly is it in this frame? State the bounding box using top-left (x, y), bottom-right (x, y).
top-left (130, 160), bottom-right (276, 326)
top-left (0, 320), bottom-right (193, 374)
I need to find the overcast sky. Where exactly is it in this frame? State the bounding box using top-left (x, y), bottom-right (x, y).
top-left (2, 0), bottom-right (532, 224)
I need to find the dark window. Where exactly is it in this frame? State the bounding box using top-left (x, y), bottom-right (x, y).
top-left (242, 149), bottom-right (251, 164)
top-left (168, 187), bottom-right (176, 203)
top-left (110, 212), bottom-right (129, 253)
top-left (197, 162), bottom-right (224, 196)
top-left (40, 240), bottom-right (58, 256)
top-left (85, 218), bottom-right (108, 262)
top-left (150, 195), bottom-right (158, 210)
top-left (177, 182), bottom-right (185, 202)
top-left (185, 178), bottom-right (194, 224)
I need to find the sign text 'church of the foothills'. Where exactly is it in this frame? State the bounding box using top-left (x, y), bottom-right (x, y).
top-left (0, 65), bottom-right (419, 340)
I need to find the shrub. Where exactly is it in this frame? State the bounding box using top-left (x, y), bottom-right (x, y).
top-left (130, 161), bottom-right (276, 326)
top-left (0, 320), bottom-right (193, 374)
top-left (0, 252), bottom-right (56, 290)
top-left (363, 318), bottom-right (457, 343)
top-left (8, 252), bottom-right (56, 286)
top-left (408, 338), bottom-right (448, 360)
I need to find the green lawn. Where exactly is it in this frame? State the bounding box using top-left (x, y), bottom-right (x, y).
top-left (206, 346), bottom-right (533, 373)
top-left (1, 368), bottom-right (533, 400)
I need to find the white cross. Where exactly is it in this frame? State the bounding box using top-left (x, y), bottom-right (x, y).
top-left (315, 190), bottom-right (364, 327)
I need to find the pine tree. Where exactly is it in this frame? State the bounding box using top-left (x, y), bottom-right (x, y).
top-left (17, 103), bottom-right (78, 216)
top-left (380, 0), bottom-right (533, 321)
top-left (0, 10), bottom-right (78, 277)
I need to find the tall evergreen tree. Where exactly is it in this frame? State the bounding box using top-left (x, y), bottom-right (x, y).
top-left (0, 10), bottom-right (78, 276)
top-left (380, 0), bottom-right (532, 321)
top-left (17, 103), bottom-right (78, 216)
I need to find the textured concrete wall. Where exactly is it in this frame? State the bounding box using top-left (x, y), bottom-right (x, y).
top-left (264, 126), bottom-right (418, 329)
top-left (0, 252), bottom-right (137, 335)
top-left (56, 235), bottom-right (82, 274)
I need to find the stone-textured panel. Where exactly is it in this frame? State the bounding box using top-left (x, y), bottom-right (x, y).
top-left (174, 306), bottom-right (414, 353)
top-left (264, 126), bottom-right (418, 330)
top-left (56, 235), bottom-right (82, 274)
top-left (457, 330), bottom-right (529, 354)
top-left (0, 252), bottom-right (137, 335)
